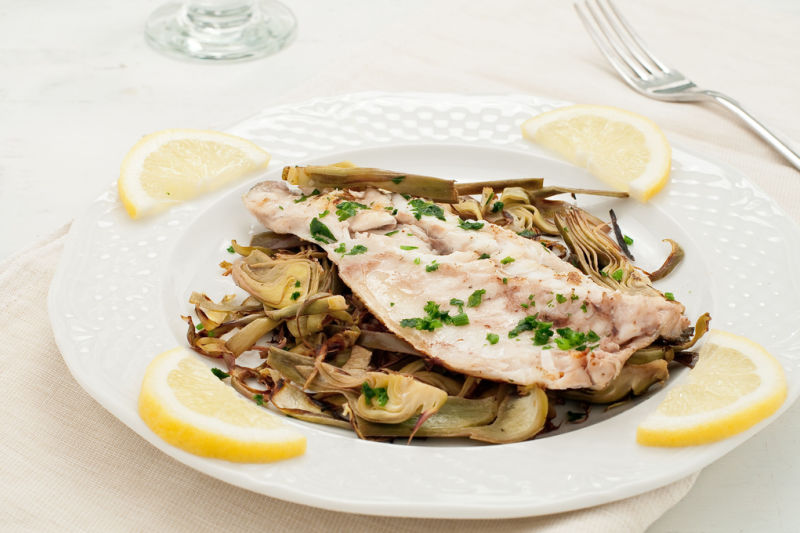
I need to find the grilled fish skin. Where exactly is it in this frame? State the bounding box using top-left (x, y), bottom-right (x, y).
top-left (243, 181), bottom-right (689, 390)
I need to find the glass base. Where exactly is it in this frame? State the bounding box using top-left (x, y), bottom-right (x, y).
top-left (145, 0), bottom-right (297, 62)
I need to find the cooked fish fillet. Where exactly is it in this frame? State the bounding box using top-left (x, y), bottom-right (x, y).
top-left (243, 181), bottom-right (689, 390)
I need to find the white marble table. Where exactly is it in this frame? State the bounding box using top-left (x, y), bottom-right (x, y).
top-left (3, 1), bottom-right (799, 530)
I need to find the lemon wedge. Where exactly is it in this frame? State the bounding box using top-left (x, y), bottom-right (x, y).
top-left (521, 105), bottom-right (671, 201)
top-left (138, 347), bottom-right (305, 462)
top-left (637, 330), bottom-right (786, 447)
top-left (118, 129), bottom-right (270, 219)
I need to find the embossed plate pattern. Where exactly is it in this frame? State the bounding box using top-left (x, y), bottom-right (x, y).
top-left (48, 93), bottom-right (800, 518)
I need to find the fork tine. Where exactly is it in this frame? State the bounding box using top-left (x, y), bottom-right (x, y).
top-left (594, 0), bottom-right (661, 76)
top-left (602, 0), bottom-right (670, 73)
top-left (574, 2), bottom-right (646, 86)
top-left (584, 0), bottom-right (652, 80)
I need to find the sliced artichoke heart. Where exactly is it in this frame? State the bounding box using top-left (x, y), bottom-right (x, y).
top-left (232, 250), bottom-right (322, 308)
top-left (355, 373), bottom-right (447, 424)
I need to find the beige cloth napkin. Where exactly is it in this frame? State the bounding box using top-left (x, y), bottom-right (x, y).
top-left (5, 0), bottom-right (799, 530)
top-left (3, 225), bottom-right (696, 532)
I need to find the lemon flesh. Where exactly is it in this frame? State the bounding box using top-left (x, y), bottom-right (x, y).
top-left (138, 347), bottom-right (305, 462)
top-left (637, 330), bottom-right (786, 447)
top-left (119, 129), bottom-right (270, 219)
top-left (521, 105), bottom-right (671, 201)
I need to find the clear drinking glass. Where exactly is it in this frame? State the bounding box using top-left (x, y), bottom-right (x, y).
top-left (145, 0), bottom-right (297, 62)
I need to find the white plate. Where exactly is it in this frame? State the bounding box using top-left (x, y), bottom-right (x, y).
top-left (48, 92), bottom-right (800, 519)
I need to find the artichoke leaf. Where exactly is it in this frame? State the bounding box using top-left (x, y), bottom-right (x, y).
top-left (561, 359), bottom-right (669, 403)
top-left (356, 396), bottom-right (499, 437)
top-left (354, 373), bottom-right (448, 424)
top-left (465, 386), bottom-right (548, 444)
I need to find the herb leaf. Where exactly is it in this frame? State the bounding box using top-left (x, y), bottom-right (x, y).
top-left (400, 245), bottom-right (418, 250)
top-left (500, 256), bottom-right (515, 265)
top-left (362, 382), bottom-right (389, 407)
top-left (310, 217), bottom-right (337, 244)
top-left (467, 289), bottom-right (486, 308)
top-left (335, 201), bottom-right (368, 221)
top-left (346, 244), bottom-right (368, 256)
top-left (408, 198), bottom-right (446, 221)
top-left (211, 368), bottom-right (229, 380)
top-left (458, 218), bottom-right (484, 231)
top-left (486, 333), bottom-right (500, 345)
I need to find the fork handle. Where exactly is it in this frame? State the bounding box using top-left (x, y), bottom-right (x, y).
top-left (701, 90), bottom-right (800, 172)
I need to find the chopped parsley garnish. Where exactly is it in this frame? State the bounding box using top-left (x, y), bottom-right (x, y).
top-left (500, 256), bottom-right (515, 265)
top-left (502, 277), bottom-right (508, 284)
top-left (478, 253), bottom-right (490, 259)
top-left (458, 218), bottom-right (484, 230)
top-left (425, 261), bottom-right (439, 272)
top-left (400, 245), bottom-right (418, 250)
top-left (319, 209), bottom-right (329, 218)
top-left (491, 201), bottom-right (504, 213)
top-left (391, 208), bottom-right (398, 215)
top-left (508, 314), bottom-right (553, 342)
top-left (408, 198), bottom-right (446, 221)
top-left (211, 368), bottom-right (229, 380)
top-left (346, 244), bottom-right (368, 256)
top-left (195, 323), bottom-right (204, 331)
top-left (518, 229), bottom-right (537, 239)
top-left (533, 326), bottom-right (554, 346)
top-left (401, 193), bottom-right (411, 200)
top-left (571, 294), bottom-right (579, 301)
top-left (290, 291), bottom-right (301, 301)
top-left (253, 394), bottom-right (264, 406)
top-left (335, 201), bottom-right (368, 221)
top-left (294, 189), bottom-right (321, 203)
top-left (278, 206), bottom-right (284, 210)
top-left (486, 333), bottom-right (500, 345)
top-left (554, 328), bottom-right (600, 351)
top-left (555, 294), bottom-right (567, 304)
top-left (413, 257), bottom-right (421, 265)
top-left (623, 235), bottom-right (634, 246)
top-left (206, 330), bottom-right (217, 338)
top-left (310, 217), bottom-right (336, 244)
top-left (467, 289), bottom-right (486, 308)
top-left (580, 302), bottom-right (588, 313)
top-left (664, 292), bottom-right (675, 301)
top-left (334, 243), bottom-right (346, 254)
top-left (391, 175), bottom-right (406, 184)
top-left (450, 312), bottom-right (470, 326)
top-left (226, 245), bottom-right (235, 254)
top-left (362, 382), bottom-right (389, 406)
top-left (521, 303), bottom-right (529, 309)
top-left (484, 191), bottom-right (495, 206)
top-left (390, 302), bottom-right (395, 307)
top-left (449, 298), bottom-right (465, 308)
top-left (385, 230), bottom-right (400, 236)
top-left (294, 281), bottom-right (301, 287)
top-left (611, 269), bottom-right (624, 282)
top-left (400, 300), bottom-right (470, 331)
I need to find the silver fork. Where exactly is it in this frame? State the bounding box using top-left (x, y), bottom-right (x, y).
top-left (575, 0), bottom-right (800, 172)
